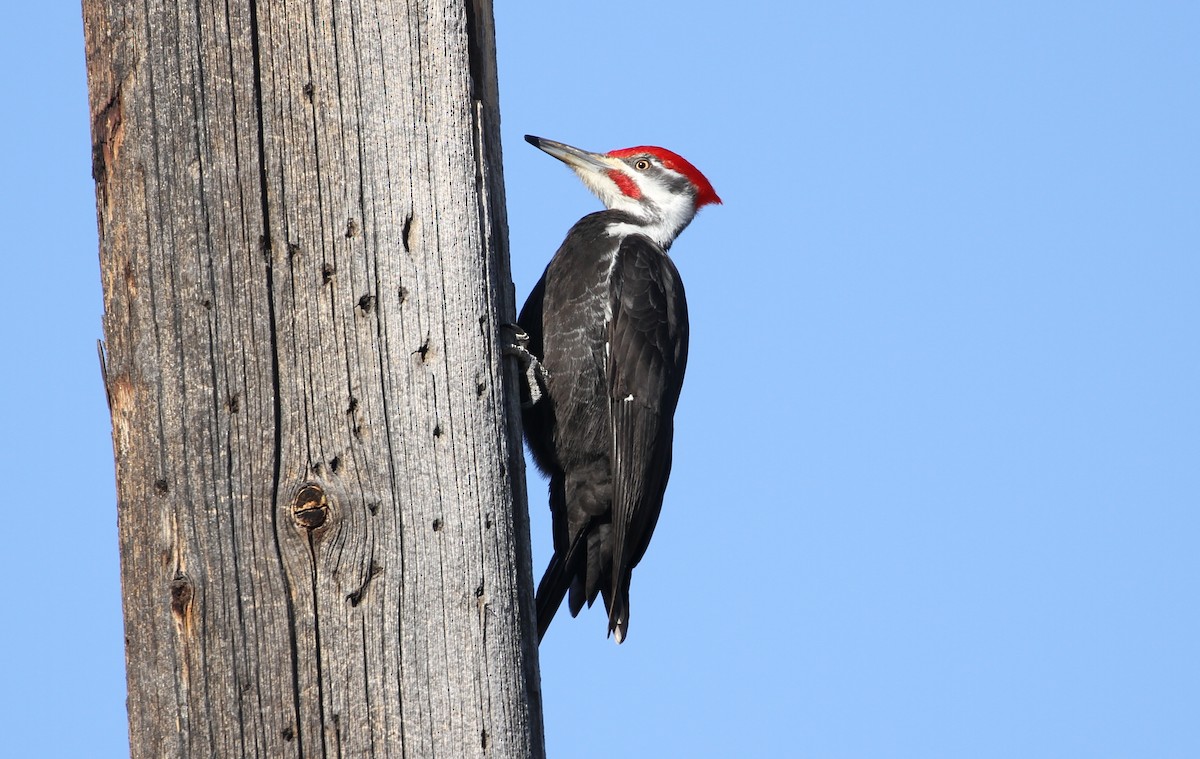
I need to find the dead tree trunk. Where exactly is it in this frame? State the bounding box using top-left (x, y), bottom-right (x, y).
top-left (84, 0), bottom-right (543, 755)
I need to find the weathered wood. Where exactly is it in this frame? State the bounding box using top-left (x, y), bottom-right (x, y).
top-left (84, 0), bottom-right (544, 755)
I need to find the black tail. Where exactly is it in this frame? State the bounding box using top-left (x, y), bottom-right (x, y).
top-left (534, 527), bottom-right (590, 643)
top-left (534, 553), bottom-right (569, 643)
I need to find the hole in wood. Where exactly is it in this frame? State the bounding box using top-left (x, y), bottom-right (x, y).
top-left (415, 337), bottom-right (433, 362)
top-left (169, 574), bottom-right (193, 625)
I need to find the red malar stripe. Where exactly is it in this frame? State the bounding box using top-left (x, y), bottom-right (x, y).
top-left (607, 169), bottom-right (642, 200)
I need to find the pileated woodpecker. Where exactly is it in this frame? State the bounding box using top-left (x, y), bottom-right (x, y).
top-left (514, 135), bottom-right (720, 643)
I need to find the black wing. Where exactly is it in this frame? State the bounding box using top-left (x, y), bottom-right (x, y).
top-left (605, 234), bottom-right (689, 641)
top-left (516, 273), bottom-right (559, 479)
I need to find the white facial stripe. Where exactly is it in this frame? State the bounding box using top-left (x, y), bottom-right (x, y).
top-left (572, 165), bottom-right (643, 217)
top-left (632, 169), bottom-right (698, 245)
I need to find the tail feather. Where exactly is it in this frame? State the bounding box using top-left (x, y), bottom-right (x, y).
top-left (534, 554), bottom-right (569, 643)
top-left (604, 582), bottom-right (630, 645)
top-left (534, 526), bottom-right (591, 643)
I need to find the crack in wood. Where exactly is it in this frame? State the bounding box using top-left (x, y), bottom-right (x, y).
top-left (346, 561), bottom-right (382, 607)
top-left (402, 213), bottom-right (414, 252)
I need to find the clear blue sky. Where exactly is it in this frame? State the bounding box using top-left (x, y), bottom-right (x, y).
top-left (2, 2), bottom-right (1197, 757)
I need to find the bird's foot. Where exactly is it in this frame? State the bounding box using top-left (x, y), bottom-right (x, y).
top-left (502, 323), bottom-right (549, 408)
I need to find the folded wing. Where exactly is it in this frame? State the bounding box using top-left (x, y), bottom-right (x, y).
top-left (605, 234), bottom-right (689, 642)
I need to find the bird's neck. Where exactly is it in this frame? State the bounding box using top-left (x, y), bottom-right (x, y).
top-left (599, 205), bottom-right (694, 250)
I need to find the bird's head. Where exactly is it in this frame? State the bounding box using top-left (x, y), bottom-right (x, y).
top-left (525, 134), bottom-right (721, 248)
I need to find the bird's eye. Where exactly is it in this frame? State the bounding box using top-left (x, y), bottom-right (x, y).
top-left (634, 159), bottom-right (651, 171)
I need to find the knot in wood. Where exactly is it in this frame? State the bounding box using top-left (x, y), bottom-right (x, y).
top-left (292, 483), bottom-right (330, 530)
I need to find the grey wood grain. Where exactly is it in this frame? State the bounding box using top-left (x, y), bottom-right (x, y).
top-left (84, 0), bottom-right (543, 755)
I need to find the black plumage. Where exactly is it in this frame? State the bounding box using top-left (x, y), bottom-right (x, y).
top-left (519, 211), bottom-right (688, 644)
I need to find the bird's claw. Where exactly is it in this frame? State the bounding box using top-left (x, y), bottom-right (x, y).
top-left (503, 322), bottom-right (531, 347)
top-left (502, 323), bottom-right (549, 408)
